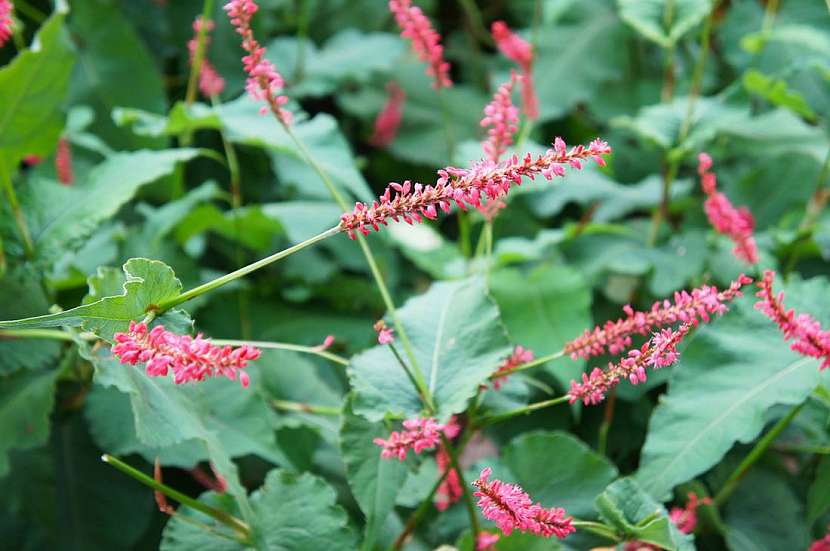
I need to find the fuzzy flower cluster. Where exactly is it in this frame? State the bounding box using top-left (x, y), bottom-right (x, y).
top-left (373, 417), bottom-right (453, 460)
top-left (339, 137), bottom-right (611, 239)
top-left (389, 0), bottom-right (451, 89)
top-left (473, 467), bottom-right (575, 538)
top-left (492, 21), bottom-right (538, 120)
top-left (810, 529), bottom-right (830, 551)
top-left (481, 73), bottom-right (519, 163)
top-left (370, 82), bottom-right (405, 147)
top-left (669, 493), bottom-right (711, 534)
top-left (569, 324), bottom-right (691, 406)
top-left (755, 270), bottom-right (830, 370)
top-left (565, 274), bottom-right (753, 360)
top-left (698, 153), bottom-right (758, 264)
top-left (491, 345), bottom-right (534, 390)
top-left (188, 16), bottom-right (226, 97)
top-left (476, 532), bottom-right (500, 551)
top-left (224, 0), bottom-right (291, 123)
top-left (373, 320), bottom-right (395, 345)
top-left (0, 0), bottom-right (12, 49)
top-left (112, 321), bottom-right (261, 387)
top-left (434, 417), bottom-right (463, 511)
top-left (55, 137), bottom-right (73, 185)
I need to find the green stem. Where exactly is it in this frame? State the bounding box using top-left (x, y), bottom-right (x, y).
top-left (597, 388), bottom-right (617, 456)
top-left (678, 10), bottom-right (714, 141)
top-left (389, 342), bottom-right (436, 413)
top-left (476, 395), bottom-right (570, 428)
top-left (212, 338), bottom-right (349, 366)
top-left (660, 0), bottom-right (676, 103)
top-left (156, 226), bottom-right (341, 312)
top-left (12, 0), bottom-right (46, 22)
top-left (271, 399), bottom-right (341, 416)
top-left (185, 0), bottom-right (215, 107)
top-left (761, 0), bottom-right (780, 35)
top-left (572, 520), bottom-right (622, 542)
top-left (437, 88), bottom-right (456, 164)
top-left (0, 328), bottom-right (76, 341)
top-left (785, 147), bottom-right (830, 274)
top-left (489, 349), bottom-right (565, 380)
top-left (0, 157), bottom-right (34, 258)
top-left (456, 0), bottom-right (493, 46)
top-left (772, 443), bottom-right (830, 455)
top-left (102, 454), bottom-right (250, 538)
top-left (458, 209), bottom-right (472, 258)
top-left (713, 402), bottom-right (805, 506)
top-left (390, 470), bottom-right (450, 550)
top-left (440, 434), bottom-right (480, 539)
top-left (646, 159), bottom-right (679, 247)
top-left (293, 0), bottom-right (309, 81)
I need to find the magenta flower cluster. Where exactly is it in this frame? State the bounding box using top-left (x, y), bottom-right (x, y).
top-left (339, 137), bottom-right (611, 239)
top-left (188, 16), bottom-right (225, 97)
top-left (370, 82), bottom-right (406, 147)
top-left (491, 345), bottom-right (534, 390)
top-left (112, 321), bottom-right (261, 387)
top-left (473, 467), bottom-right (575, 539)
top-left (568, 323), bottom-right (691, 405)
top-left (389, 0), bottom-right (451, 89)
top-left (0, 0), bottom-right (11, 49)
top-left (698, 153), bottom-right (758, 264)
top-left (565, 274), bottom-right (753, 360)
top-left (755, 270), bottom-right (830, 370)
top-left (224, 0), bottom-right (291, 123)
top-left (481, 73), bottom-right (519, 163)
top-left (373, 417), bottom-right (454, 460)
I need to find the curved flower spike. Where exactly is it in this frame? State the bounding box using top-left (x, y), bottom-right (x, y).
top-left (389, 0), bottom-right (451, 89)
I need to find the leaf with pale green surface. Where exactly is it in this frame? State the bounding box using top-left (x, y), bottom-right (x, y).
top-left (0, 273), bottom-right (62, 374)
top-left (349, 277), bottom-right (512, 421)
top-left (617, 0), bottom-right (713, 48)
top-left (340, 399), bottom-right (408, 551)
top-left (161, 469), bottom-right (357, 551)
top-left (0, 1), bottom-right (74, 170)
top-left (595, 478), bottom-right (694, 551)
top-left (636, 293), bottom-right (824, 501)
top-left (504, 431), bottom-right (618, 518)
top-left (742, 69), bottom-right (816, 120)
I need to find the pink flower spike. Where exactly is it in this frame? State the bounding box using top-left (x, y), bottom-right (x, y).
top-left (698, 152), bottom-right (758, 264)
top-left (568, 324), bottom-right (691, 406)
top-left (339, 139), bottom-right (612, 239)
top-left (810, 529), bottom-right (830, 551)
top-left (373, 417), bottom-right (445, 460)
top-left (491, 21), bottom-right (538, 120)
top-left (755, 270), bottom-right (830, 370)
top-left (111, 321), bottom-right (260, 386)
top-left (565, 274), bottom-right (753, 360)
top-left (0, 0), bottom-right (12, 48)
top-left (476, 531), bottom-right (500, 551)
top-left (669, 492), bottom-right (711, 534)
top-left (490, 345), bottom-right (534, 390)
top-left (224, 0), bottom-right (291, 124)
top-left (373, 320), bottom-right (395, 345)
top-left (55, 137), bottom-right (73, 185)
top-left (370, 81), bottom-right (406, 147)
top-left (389, 0), bottom-right (451, 89)
top-left (188, 16), bottom-right (226, 97)
top-left (473, 467), bottom-right (574, 539)
top-left (481, 73), bottom-right (519, 163)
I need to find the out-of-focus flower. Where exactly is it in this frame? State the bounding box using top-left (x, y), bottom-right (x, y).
top-left (370, 82), bottom-right (405, 147)
top-left (389, 0), bottom-right (451, 89)
top-left (188, 16), bottom-right (225, 97)
top-left (669, 493), bottom-right (711, 534)
top-left (0, 1), bottom-right (13, 48)
top-left (491, 21), bottom-right (538, 120)
top-left (55, 137), bottom-right (73, 185)
top-left (374, 320), bottom-right (395, 345)
top-left (435, 416), bottom-right (462, 511)
top-left (476, 531), bottom-right (500, 551)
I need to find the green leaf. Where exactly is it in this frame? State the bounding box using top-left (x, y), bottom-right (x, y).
top-left (0, 258), bottom-right (182, 341)
top-left (0, 273), bottom-right (61, 374)
top-left (68, 0), bottom-right (167, 149)
top-left (161, 469), bottom-right (357, 550)
top-left (808, 456), bottom-right (830, 524)
top-left (636, 297), bottom-right (823, 500)
top-left (340, 399), bottom-right (408, 550)
top-left (617, 0), bottom-right (712, 48)
top-left (742, 69), bottom-right (817, 120)
top-left (113, 102), bottom-right (222, 138)
top-left (504, 431), bottom-right (618, 518)
top-left (724, 470), bottom-right (809, 551)
top-left (349, 277), bottom-right (512, 421)
top-left (0, 368), bottom-right (60, 476)
top-left (0, 1), bottom-right (75, 169)
top-left (595, 478), bottom-right (693, 551)
top-left (16, 148), bottom-right (200, 265)
top-left (718, 108), bottom-right (830, 164)
top-left (490, 264), bottom-right (592, 386)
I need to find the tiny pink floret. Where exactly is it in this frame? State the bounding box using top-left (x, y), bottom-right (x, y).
top-left (389, 0), bottom-right (451, 89)
top-left (755, 270), bottom-right (830, 370)
top-left (224, 0), bottom-right (291, 123)
top-left (112, 321), bottom-right (260, 387)
top-left (491, 345), bottom-right (534, 390)
top-left (473, 467), bottom-right (575, 539)
top-left (481, 73), bottom-right (519, 163)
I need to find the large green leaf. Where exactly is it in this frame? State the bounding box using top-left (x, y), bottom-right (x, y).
top-left (490, 264), bottom-right (592, 386)
top-left (349, 277), bottom-right (512, 421)
top-left (0, 1), bottom-right (75, 169)
top-left (0, 368), bottom-right (60, 476)
top-left (742, 69), bottom-right (816, 120)
top-left (595, 478), bottom-right (693, 551)
top-left (503, 431), bottom-right (618, 518)
top-left (724, 470), bottom-right (809, 551)
top-left (16, 149), bottom-right (199, 264)
top-left (161, 469), bottom-right (357, 550)
top-left (636, 298), bottom-right (823, 500)
top-left (340, 399), bottom-right (408, 550)
top-left (617, 0), bottom-right (713, 48)
top-left (808, 455), bottom-right (830, 525)
top-left (0, 258), bottom-right (182, 341)
top-left (0, 273), bottom-right (62, 374)
top-left (68, 0), bottom-right (166, 149)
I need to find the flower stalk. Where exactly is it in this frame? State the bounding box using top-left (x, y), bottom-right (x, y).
top-left (185, 0), bottom-right (215, 106)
